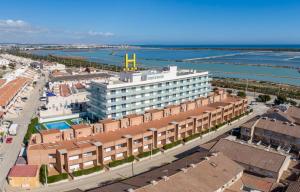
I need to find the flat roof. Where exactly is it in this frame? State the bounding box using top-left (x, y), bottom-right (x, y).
top-left (72, 124), bottom-right (91, 130)
top-left (50, 73), bottom-right (111, 82)
top-left (134, 153), bottom-right (242, 192)
top-left (8, 165), bottom-right (38, 177)
top-left (210, 138), bottom-right (289, 173)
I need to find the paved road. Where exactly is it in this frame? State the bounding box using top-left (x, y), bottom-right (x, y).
top-left (6, 103), bottom-right (268, 192)
top-left (0, 74), bottom-right (45, 191)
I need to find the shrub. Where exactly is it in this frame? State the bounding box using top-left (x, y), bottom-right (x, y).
top-left (39, 165), bottom-right (68, 184)
top-left (39, 165), bottom-right (48, 184)
top-left (24, 117), bottom-right (39, 144)
top-left (47, 173), bottom-right (68, 184)
top-left (237, 91), bottom-right (246, 98)
top-left (163, 140), bottom-right (182, 150)
top-left (72, 166), bottom-right (102, 177)
top-left (274, 95), bottom-right (287, 105)
top-left (256, 94), bottom-right (271, 102)
top-left (108, 156), bottom-right (134, 167)
top-left (137, 148), bottom-right (160, 158)
top-left (183, 133), bottom-right (201, 142)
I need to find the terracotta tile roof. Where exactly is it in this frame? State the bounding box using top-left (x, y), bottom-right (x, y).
top-left (74, 83), bottom-right (85, 89)
top-left (8, 165), bottom-right (38, 177)
top-left (210, 138), bottom-right (288, 173)
top-left (40, 129), bottom-right (60, 135)
top-left (227, 173), bottom-right (273, 192)
top-left (59, 84), bottom-right (71, 97)
top-left (72, 124), bottom-right (91, 130)
top-left (99, 119), bottom-right (116, 124)
top-left (0, 77), bottom-right (28, 108)
top-left (29, 97), bottom-right (241, 151)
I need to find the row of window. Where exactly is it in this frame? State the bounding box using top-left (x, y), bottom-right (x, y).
top-left (110, 88), bottom-right (209, 103)
top-left (109, 77), bottom-right (209, 95)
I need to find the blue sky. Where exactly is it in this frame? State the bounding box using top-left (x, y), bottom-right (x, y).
top-left (0, 0), bottom-right (299, 44)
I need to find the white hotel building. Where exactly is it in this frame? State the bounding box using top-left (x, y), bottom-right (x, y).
top-left (88, 66), bottom-right (211, 120)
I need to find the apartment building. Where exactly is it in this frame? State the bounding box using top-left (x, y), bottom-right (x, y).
top-left (240, 106), bottom-right (300, 151)
top-left (88, 65), bottom-right (211, 120)
top-left (210, 137), bottom-right (291, 182)
top-left (27, 90), bottom-right (248, 174)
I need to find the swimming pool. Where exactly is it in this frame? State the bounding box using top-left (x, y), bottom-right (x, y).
top-left (43, 121), bottom-right (71, 130)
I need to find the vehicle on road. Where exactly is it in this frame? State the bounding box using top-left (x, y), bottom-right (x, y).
top-left (39, 96), bottom-right (47, 101)
top-left (8, 124), bottom-right (18, 136)
top-left (6, 137), bottom-right (13, 144)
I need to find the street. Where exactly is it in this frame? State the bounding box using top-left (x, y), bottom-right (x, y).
top-left (5, 102), bottom-right (268, 192)
top-left (0, 74), bottom-right (46, 192)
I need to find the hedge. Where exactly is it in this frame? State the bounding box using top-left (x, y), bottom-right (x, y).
top-left (72, 166), bottom-right (103, 177)
top-left (39, 165), bottom-right (48, 184)
top-left (39, 164), bottom-right (68, 184)
top-left (163, 140), bottom-right (182, 150)
top-left (108, 155), bottom-right (135, 167)
top-left (47, 173), bottom-right (68, 183)
top-left (183, 132), bottom-right (202, 142)
top-left (137, 148), bottom-right (160, 158)
top-left (23, 117), bottom-right (39, 144)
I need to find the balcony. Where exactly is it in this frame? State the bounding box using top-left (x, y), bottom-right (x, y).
top-left (82, 155), bottom-right (97, 162)
top-left (103, 149), bottom-right (116, 156)
top-left (116, 147), bottom-right (128, 153)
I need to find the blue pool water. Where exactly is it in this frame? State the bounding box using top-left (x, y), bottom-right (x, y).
top-left (44, 121), bottom-right (70, 130)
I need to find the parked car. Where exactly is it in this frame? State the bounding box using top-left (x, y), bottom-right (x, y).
top-left (6, 137), bottom-right (13, 144)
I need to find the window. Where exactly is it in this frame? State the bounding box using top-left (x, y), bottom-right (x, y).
top-left (141, 86), bottom-right (145, 90)
top-left (158, 83), bottom-right (162, 87)
top-left (121, 88), bottom-right (126, 93)
top-left (166, 82), bottom-right (170, 86)
top-left (122, 111), bottom-right (126, 115)
top-left (112, 113), bottom-right (116, 118)
top-left (158, 97), bottom-right (162, 101)
top-left (111, 105), bottom-right (116, 110)
top-left (132, 87), bottom-right (136, 91)
top-left (111, 98), bottom-right (116, 102)
top-left (111, 90), bottom-right (116, 94)
top-left (122, 96), bottom-right (126, 101)
top-left (180, 80), bottom-right (184, 83)
top-left (122, 104), bottom-right (126, 108)
top-left (158, 90), bottom-right (162, 94)
top-left (180, 86), bottom-right (183, 90)
top-left (173, 81), bottom-right (177, 84)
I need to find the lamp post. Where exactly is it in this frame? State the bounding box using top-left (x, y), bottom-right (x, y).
top-left (148, 128), bottom-right (157, 159)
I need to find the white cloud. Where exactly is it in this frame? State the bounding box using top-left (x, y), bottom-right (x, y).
top-left (87, 30), bottom-right (114, 37)
top-left (0, 19), bottom-right (115, 43)
top-left (0, 19), bottom-right (45, 33)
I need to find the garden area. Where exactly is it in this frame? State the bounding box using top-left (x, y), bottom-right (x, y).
top-left (39, 165), bottom-right (68, 184)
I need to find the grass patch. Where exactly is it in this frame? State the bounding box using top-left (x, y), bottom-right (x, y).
top-left (137, 148), bottom-right (160, 158)
top-left (72, 166), bottom-right (103, 177)
top-left (163, 140), bottom-right (182, 150)
top-left (108, 156), bottom-right (134, 167)
top-left (47, 173), bottom-right (68, 184)
top-left (39, 165), bottom-right (68, 184)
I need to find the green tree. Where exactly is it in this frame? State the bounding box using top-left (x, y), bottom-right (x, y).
top-left (274, 95), bottom-right (287, 105)
top-left (256, 94), bottom-right (271, 103)
top-left (237, 91), bottom-right (246, 98)
top-left (226, 89), bottom-right (233, 94)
